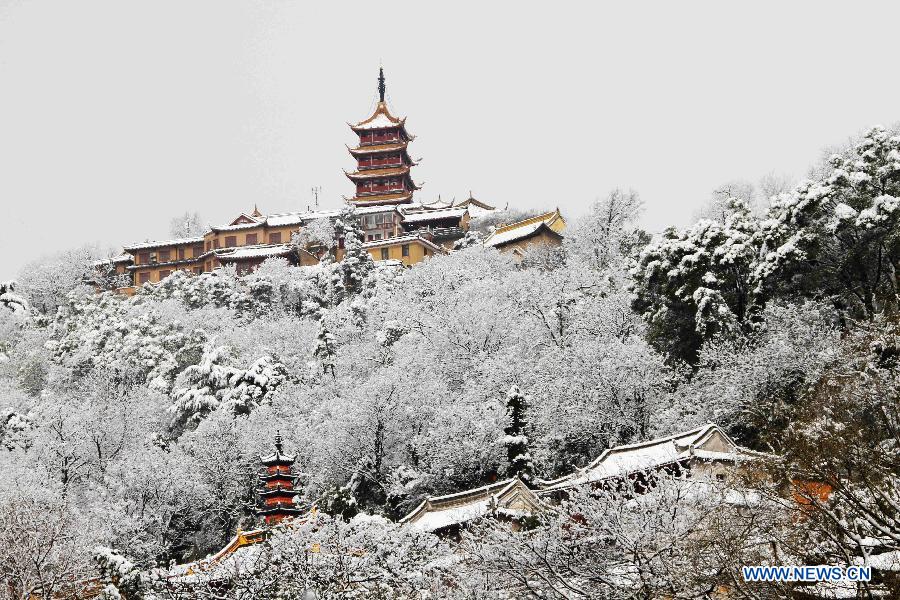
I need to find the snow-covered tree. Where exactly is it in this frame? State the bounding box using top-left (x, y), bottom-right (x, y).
top-left (16, 246), bottom-right (100, 314)
top-left (755, 126), bottom-right (900, 319)
top-left (292, 215), bottom-right (337, 257)
top-left (168, 211), bottom-right (205, 239)
top-left (333, 207), bottom-right (373, 299)
top-left (631, 198), bottom-right (761, 363)
top-left (94, 546), bottom-right (147, 600)
top-left (0, 281), bottom-right (29, 314)
top-left (313, 317), bottom-right (337, 378)
top-left (566, 187), bottom-right (648, 272)
top-left (462, 474), bottom-right (773, 599)
top-left (503, 385), bottom-right (534, 484)
top-left (170, 345), bottom-right (287, 431)
top-left (0, 492), bottom-right (94, 600)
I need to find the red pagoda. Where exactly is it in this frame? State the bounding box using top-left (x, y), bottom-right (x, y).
top-left (257, 433), bottom-right (303, 525)
top-left (345, 68), bottom-right (421, 206)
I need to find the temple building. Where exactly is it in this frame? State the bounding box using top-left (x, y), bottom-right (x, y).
top-left (400, 478), bottom-right (542, 539)
top-left (483, 209), bottom-right (567, 261)
top-left (101, 68), bottom-right (519, 294)
top-left (345, 68), bottom-right (421, 207)
top-left (257, 433), bottom-right (304, 525)
top-left (536, 423), bottom-right (757, 495)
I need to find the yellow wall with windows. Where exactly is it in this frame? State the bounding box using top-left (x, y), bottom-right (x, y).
top-left (365, 240), bottom-right (432, 266)
top-left (202, 225), bottom-right (298, 252)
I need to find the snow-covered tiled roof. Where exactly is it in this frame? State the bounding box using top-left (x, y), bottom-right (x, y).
top-left (214, 244), bottom-right (294, 261)
top-left (264, 209), bottom-right (342, 227)
top-left (483, 220), bottom-right (553, 248)
top-left (400, 478), bottom-right (541, 533)
top-left (93, 253), bottom-right (133, 267)
top-left (353, 204), bottom-right (401, 215)
top-left (483, 210), bottom-right (565, 249)
top-left (210, 221), bottom-right (264, 232)
top-left (400, 207), bottom-right (467, 224)
top-left (123, 236), bottom-right (204, 252)
top-left (539, 424), bottom-right (746, 492)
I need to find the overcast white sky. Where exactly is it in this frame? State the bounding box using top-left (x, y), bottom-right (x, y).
top-left (2, 1), bottom-right (899, 277)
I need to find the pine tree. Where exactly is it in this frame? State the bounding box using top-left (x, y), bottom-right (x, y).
top-left (503, 385), bottom-right (534, 484)
top-left (314, 317), bottom-right (337, 378)
top-left (333, 207), bottom-right (373, 298)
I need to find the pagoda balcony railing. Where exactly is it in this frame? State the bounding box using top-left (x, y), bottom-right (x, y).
top-left (262, 482), bottom-right (294, 491)
top-left (264, 501), bottom-right (300, 510)
top-left (359, 159), bottom-right (403, 170)
top-left (360, 134), bottom-right (401, 145)
top-left (358, 184), bottom-right (406, 195)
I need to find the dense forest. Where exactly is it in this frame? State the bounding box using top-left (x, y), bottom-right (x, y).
top-left (1, 126), bottom-right (899, 598)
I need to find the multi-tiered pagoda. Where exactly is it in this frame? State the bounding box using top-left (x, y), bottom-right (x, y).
top-left (257, 433), bottom-right (303, 525)
top-left (345, 68), bottom-right (420, 206)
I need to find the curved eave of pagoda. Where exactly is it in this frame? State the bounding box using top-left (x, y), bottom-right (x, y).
top-left (257, 488), bottom-right (300, 497)
top-left (350, 124), bottom-right (415, 141)
top-left (343, 191), bottom-right (415, 205)
top-left (344, 166), bottom-right (412, 182)
top-left (257, 506), bottom-right (304, 515)
top-left (259, 472), bottom-right (300, 481)
top-left (348, 101), bottom-right (408, 129)
top-left (347, 145), bottom-right (417, 166)
top-left (260, 454), bottom-right (297, 467)
top-left (346, 141), bottom-right (408, 156)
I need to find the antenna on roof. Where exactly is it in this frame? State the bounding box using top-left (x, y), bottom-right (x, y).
top-left (311, 186), bottom-right (321, 208)
top-left (378, 66), bottom-right (386, 103)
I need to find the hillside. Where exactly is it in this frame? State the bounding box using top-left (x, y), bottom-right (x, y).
top-left (2, 127), bottom-right (900, 598)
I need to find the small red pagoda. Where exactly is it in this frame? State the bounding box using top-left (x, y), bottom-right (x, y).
top-left (257, 433), bottom-right (303, 525)
top-left (345, 67), bottom-right (421, 206)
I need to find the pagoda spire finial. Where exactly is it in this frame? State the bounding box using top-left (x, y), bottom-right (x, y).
top-left (378, 67), bottom-right (386, 103)
top-left (275, 431), bottom-right (283, 455)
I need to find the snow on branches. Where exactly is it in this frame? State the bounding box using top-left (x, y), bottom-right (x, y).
top-left (170, 345), bottom-right (287, 431)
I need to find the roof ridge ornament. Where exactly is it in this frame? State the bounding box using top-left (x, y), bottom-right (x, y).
top-left (378, 67), bottom-right (386, 103)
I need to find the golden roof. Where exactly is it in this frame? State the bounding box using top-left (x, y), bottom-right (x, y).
top-left (492, 209), bottom-right (564, 235)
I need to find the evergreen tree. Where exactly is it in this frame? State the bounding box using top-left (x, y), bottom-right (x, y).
top-left (333, 207), bottom-right (373, 298)
top-left (314, 317), bottom-right (337, 378)
top-left (503, 385), bottom-right (534, 484)
top-left (93, 546), bottom-right (146, 600)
